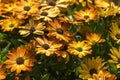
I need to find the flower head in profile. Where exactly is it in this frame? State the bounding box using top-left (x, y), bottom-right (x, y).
top-left (46, 19), bottom-right (73, 42)
top-left (19, 18), bottom-right (45, 37)
top-left (4, 47), bottom-right (36, 74)
top-left (0, 64), bottom-right (6, 80)
top-left (67, 40), bottom-right (92, 58)
top-left (0, 17), bottom-right (23, 32)
top-left (108, 47), bottom-right (120, 68)
top-left (74, 9), bottom-right (98, 22)
top-left (85, 33), bottom-right (106, 45)
top-left (35, 37), bottom-right (62, 56)
top-left (79, 56), bottom-right (107, 79)
top-left (109, 22), bottom-right (120, 44)
top-left (88, 70), bottom-right (117, 80)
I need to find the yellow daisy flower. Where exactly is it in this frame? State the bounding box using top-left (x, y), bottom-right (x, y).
top-left (65, 0), bottom-right (79, 5)
top-left (79, 56), bottom-right (107, 79)
top-left (108, 47), bottom-right (120, 68)
top-left (46, 19), bottom-right (73, 42)
top-left (35, 37), bottom-right (62, 56)
top-left (95, 0), bottom-right (110, 8)
top-left (109, 22), bottom-right (120, 44)
top-left (98, 2), bottom-right (119, 17)
top-left (19, 18), bottom-right (45, 37)
top-left (74, 9), bottom-right (98, 22)
top-left (85, 33), bottom-right (106, 45)
top-left (41, 0), bottom-right (68, 11)
top-left (34, 7), bottom-right (60, 21)
top-left (67, 40), bottom-right (92, 58)
top-left (0, 64), bottom-right (6, 80)
top-left (4, 47), bottom-right (36, 74)
top-left (12, 0), bottom-right (40, 19)
top-left (91, 70), bottom-right (117, 80)
top-left (0, 17), bottom-right (23, 32)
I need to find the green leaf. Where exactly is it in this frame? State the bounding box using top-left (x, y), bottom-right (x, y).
top-left (41, 74), bottom-right (50, 80)
top-left (0, 33), bottom-right (7, 39)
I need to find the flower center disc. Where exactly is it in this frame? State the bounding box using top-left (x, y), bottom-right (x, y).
top-left (76, 47), bottom-right (83, 52)
top-left (89, 68), bottom-right (97, 75)
top-left (16, 57), bottom-right (24, 65)
top-left (42, 44), bottom-right (50, 50)
top-left (24, 6), bottom-right (31, 11)
top-left (56, 28), bottom-right (64, 34)
top-left (48, 1), bottom-right (56, 6)
top-left (116, 34), bottom-right (120, 39)
top-left (41, 12), bottom-right (48, 16)
top-left (9, 24), bottom-right (14, 27)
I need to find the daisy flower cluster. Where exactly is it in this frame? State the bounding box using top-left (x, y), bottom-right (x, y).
top-left (0, 0), bottom-right (120, 80)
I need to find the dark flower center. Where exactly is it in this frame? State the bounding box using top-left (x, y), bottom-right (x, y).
top-left (56, 28), bottom-right (64, 34)
top-left (89, 68), bottom-right (97, 75)
top-left (16, 57), bottom-right (24, 65)
top-left (42, 44), bottom-right (50, 50)
top-left (9, 24), bottom-right (14, 27)
top-left (76, 47), bottom-right (83, 52)
top-left (41, 12), bottom-right (48, 16)
top-left (118, 58), bottom-right (120, 63)
top-left (84, 15), bottom-right (89, 19)
top-left (116, 34), bottom-right (120, 39)
top-left (48, 1), bottom-right (56, 6)
top-left (30, 26), bottom-right (35, 33)
top-left (24, 6), bottom-right (31, 11)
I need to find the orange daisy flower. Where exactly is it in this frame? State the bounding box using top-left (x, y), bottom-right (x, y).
top-left (46, 19), bottom-right (73, 42)
top-left (4, 47), bottom-right (36, 74)
top-left (74, 9), bottom-right (98, 22)
top-left (12, 0), bottom-right (40, 19)
top-left (35, 37), bottom-right (62, 56)
top-left (85, 33), bottom-right (106, 45)
top-left (67, 40), bottom-right (92, 58)
top-left (0, 17), bottom-right (23, 32)
top-left (0, 64), bottom-right (6, 80)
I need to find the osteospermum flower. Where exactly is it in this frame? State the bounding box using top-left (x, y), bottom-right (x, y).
top-left (35, 37), bottom-right (62, 56)
top-left (34, 7), bottom-right (60, 21)
top-left (19, 18), bottom-right (45, 37)
top-left (4, 47), bottom-right (36, 74)
top-left (12, 0), bottom-right (40, 19)
top-left (74, 9), bottom-right (98, 22)
top-left (95, 0), bottom-right (110, 8)
top-left (109, 22), bottom-right (120, 44)
top-left (0, 17), bottom-right (23, 32)
top-left (0, 64), bottom-right (6, 80)
top-left (98, 2), bottom-right (119, 17)
top-left (41, 0), bottom-right (68, 11)
top-left (85, 33), bottom-right (106, 45)
top-left (65, 0), bottom-right (79, 5)
top-left (79, 56), bottom-right (107, 79)
top-left (108, 47), bottom-right (120, 68)
top-left (67, 40), bottom-right (92, 58)
top-left (79, 0), bottom-right (92, 7)
top-left (46, 19), bottom-right (73, 42)
top-left (88, 70), bottom-right (117, 80)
